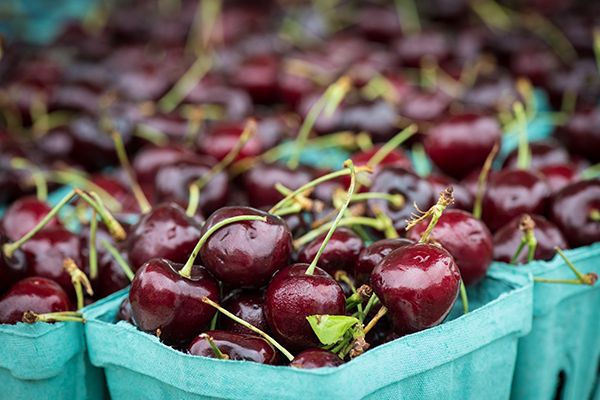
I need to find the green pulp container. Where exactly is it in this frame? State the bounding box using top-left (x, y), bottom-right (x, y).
top-left (84, 266), bottom-right (532, 400)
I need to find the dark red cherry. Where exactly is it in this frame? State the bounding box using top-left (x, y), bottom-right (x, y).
top-left (1, 196), bottom-right (61, 242)
top-left (243, 163), bottom-right (314, 209)
top-left (398, 89), bottom-right (451, 123)
top-left (198, 121), bottom-right (263, 162)
top-left (22, 227), bottom-right (82, 296)
top-left (539, 164), bottom-right (578, 194)
top-left (356, 6), bottom-right (402, 42)
top-left (128, 203), bottom-right (201, 270)
top-left (231, 54), bottom-right (279, 104)
top-left (0, 277), bottom-right (71, 324)
top-left (550, 180), bottom-right (600, 248)
top-left (264, 263), bottom-right (345, 349)
top-left (510, 47), bottom-right (560, 86)
top-left (90, 174), bottom-right (141, 214)
top-left (129, 258), bottom-right (219, 347)
top-left (558, 108), bottom-right (600, 162)
top-left (502, 142), bottom-right (572, 171)
top-left (355, 238), bottom-right (414, 285)
top-left (116, 297), bottom-right (134, 323)
top-left (154, 158), bottom-right (229, 216)
top-left (493, 214), bottom-right (568, 263)
top-left (200, 207), bottom-right (292, 288)
top-left (342, 101), bottom-right (400, 142)
top-left (406, 210), bottom-right (493, 285)
top-left (367, 167), bottom-right (435, 231)
top-left (0, 232), bottom-right (28, 294)
top-left (482, 170), bottom-right (549, 232)
top-left (395, 31), bottom-right (451, 68)
top-left (350, 145), bottom-right (412, 176)
top-left (188, 330), bottom-right (279, 364)
top-left (290, 348), bottom-right (343, 369)
top-left (132, 144), bottom-right (197, 184)
top-left (371, 244), bottom-right (461, 335)
top-left (426, 175), bottom-right (474, 211)
top-left (221, 290), bottom-right (269, 335)
top-left (424, 114), bottom-right (501, 179)
top-left (296, 228), bottom-right (363, 275)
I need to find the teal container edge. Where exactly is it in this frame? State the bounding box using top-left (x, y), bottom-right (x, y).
top-left (84, 266), bottom-right (532, 400)
top-left (502, 242), bottom-right (600, 400)
top-left (0, 309), bottom-right (106, 400)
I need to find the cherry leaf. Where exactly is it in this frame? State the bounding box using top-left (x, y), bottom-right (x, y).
top-left (306, 315), bottom-right (360, 345)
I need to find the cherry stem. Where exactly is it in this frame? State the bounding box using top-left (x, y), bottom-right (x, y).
top-left (10, 157), bottom-right (48, 201)
top-left (274, 183), bottom-right (318, 213)
top-left (590, 209), bottom-right (600, 222)
top-left (406, 187), bottom-right (455, 244)
top-left (201, 297), bottom-right (294, 361)
top-left (460, 281), bottom-right (469, 314)
top-left (64, 258), bottom-right (94, 310)
top-left (294, 216), bottom-right (388, 249)
top-left (581, 163), bottom-right (600, 180)
top-left (363, 306), bottom-right (388, 335)
top-left (513, 101), bottom-right (531, 170)
top-left (554, 247), bottom-right (598, 285)
top-left (305, 160), bottom-right (357, 276)
top-left (510, 215), bottom-right (537, 264)
top-left (199, 333), bottom-right (229, 360)
top-left (101, 239), bottom-right (135, 282)
top-left (183, 106), bottom-right (205, 147)
top-left (366, 124), bottom-right (418, 168)
top-left (89, 210), bottom-right (98, 280)
top-left (470, 0), bottom-right (513, 31)
top-left (287, 76), bottom-right (352, 170)
top-left (395, 0), bottom-right (421, 34)
top-left (472, 143), bottom-right (499, 219)
top-left (269, 165), bottom-right (371, 214)
top-left (350, 192), bottom-right (404, 208)
top-left (594, 28), bottom-right (600, 77)
top-left (158, 56), bottom-right (213, 113)
top-left (75, 190), bottom-right (127, 242)
top-left (50, 168), bottom-right (122, 212)
top-left (186, 119), bottom-right (257, 217)
top-left (22, 311), bottom-right (85, 324)
top-left (2, 190), bottom-right (76, 258)
top-left (112, 131), bottom-right (152, 214)
top-left (179, 215), bottom-right (266, 278)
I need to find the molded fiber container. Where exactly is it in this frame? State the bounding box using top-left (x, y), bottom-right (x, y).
top-left (503, 242), bottom-right (600, 400)
top-left (0, 318), bottom-right (106, 400)
top-left (84, 266), bottom-right (532, 400)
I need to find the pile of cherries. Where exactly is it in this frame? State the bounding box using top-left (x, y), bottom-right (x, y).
top-left (0, 0), bottom-right (599, 369)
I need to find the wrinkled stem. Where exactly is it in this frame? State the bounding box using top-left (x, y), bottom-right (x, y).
top-left (64, 258), bottom-right (94, 310)
top-left (363, 306), bottom-right (387, 335)
top-left (406, 187), bottom-right (454, 243)
top-left (22, 311), bottom-right (85, 324)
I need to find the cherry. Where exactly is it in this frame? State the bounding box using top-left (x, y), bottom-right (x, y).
top-left (129, 258), bottom-right (219, 347)
top-left (509, 47), bottom-right (560, 86)
top-left (90, 174), bottom-right (141, 214)
top-left (558, 108), bottom-right (600, 163)
top-left (356, 6), bottom-right (402, 42)
top-left (221, 290), bottom-right (269, 335)
top-left (482, 169), bottom-right (549, 232)
top-left (154, 158), bottom-right (229, 216)
top-left (264, 263), bottom-right (345, 349)
top-left (0, 232), bottom-right (28, 295)
top-left (350, 145), bottom-right (412, 173)
top-left (398, 88), bottom-right (451, 122)
top-left (184, 84), bottom-right (253, 122)
top-left (355, 238), bottom-right (414, 285)
top-left (132, 144), bottom-right (197, 183)
top-left (0, 196), bottom-right (61, 242)
top-left (395, 31), bottom-right (451, 68)
top-left (406, 209), bottom-right (493, 285)
top-left (290, 349), bottom-right (343, 368)
top-left (21, 227), bottom-right (82, 296)
top-left (243, 163), bottom-right (314, 209)
top-left (426, 175), bottom-right (474, 211)
top-left (199, 206), bottom-right (292, 288)
top-left (424, 114), bottom-right (501, 179)
top-left (549, 180), bottom-right (600, 248)
top-left (371, 243), bottom-right (461, 335)
top-left (367, 166), bottom-right (435, 231)
top-left (502, 142), bottom-right (572, 171)
top-left (296, 228), bottom-right (363, 275)
top-left (128, 203), bottom-right (202, 270)
top-left (198, 122), bottom-right (264, 162)
top-left (188, 330), bottom-right (279, 364)
top-left (493, 214), bottom-right (568, 263)
top-left (0, 277), bottom-right (71, 324)
top-left (116, 297), bottom-right (134, 323)
top-left (231, 55), bottom-right (279, 104)
top-left (539, 164), bottom-right (579, 194)
top-left (341, 101), bottom-right (400, 142)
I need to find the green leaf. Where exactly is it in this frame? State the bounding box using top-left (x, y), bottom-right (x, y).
top-left (306, 315), bottom-right (360, 345)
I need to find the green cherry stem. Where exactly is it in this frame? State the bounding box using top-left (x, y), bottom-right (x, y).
top-left (2, 189), bottom-right (77, 258)
top-left (305, 160), bottom-right (357, 275)
top-left (22, 311), bottom-right (85, 324)
top-left (50, 168), bottom-right (121, 212)
top-left (179, 215), bottom-right (266, 279)
top-left (201, 296), bottom-right (294, 361)
top-left (363, 306), bottom-right (388, 335)
top-left (514, 101), bottom-right (531, 170)
top-left (472, 143), bottom-right (499, 220)
top-left (581, 163), bottom-right (600, 180)
top-left (366, 124), bottom-right (418, 168)
top-left (10, 158), bottom-right (48, 201)
top-left (294, 216), bottom-right (387, 249)
top-left (510, 215), bottom-right (537, 264)
top-left (63, 258), bottom-right (94, 311)
top-left (406, 186), bottom-right (455, 243)
top-left (594, 28), bottom-right (600, 77)
top-left (75, 190), bottom-right (127, 242)
top-left (101, 240), bottom-right (135, 282)
top-left (89, 210), bottom-right (99, 280)
top-left (112, 131), bottom-right (152, 214)
top-left (590, 209), bottom-right (600, 222)
top-left (158, 56), bottom-right (213, 113)
top-left (460, 281), bottom-right (469, 314)
top-left (199, 333), bottom-right (229, 360)
top-left (555, 247), bottom-right (598, 284)
top-left (186, 118), bottom-right (257, 217)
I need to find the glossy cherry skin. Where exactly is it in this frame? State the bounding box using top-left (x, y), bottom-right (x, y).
top-left (243, 164), bottom-right (314, 209)
top-left (188, 330), bottom-right (279, 364)
top-left (550, 180), bottom-right (600, 248)
top-left (90, 174), bottom-right (141, 214)
top-left (290, 349), bottom-right (343, 369)
top-left (493, 214), bottom-right (568, 264)
top-left (0, 196), bottom-right (61, 242)
top-left (264, 263), bottom-right (346, 349)
top-left (0, 232), bottom-right (28, 295)
top-left (367, 167), bottom-right (435, 232)
top-left (398, 89), bottom-right (451, 123)
top-left (539, 164), bottom-right (578, 194)
top-left (200, 207), bottom-right (292, 288)
top-left (406, 210), bottom-right (493, 285)
top-left (296, 228), bottom-right (364, 275)
top-left (371, 244), bottom-right (461, 335)
top-left (355, 238), bottom-right (414, 284)
top-left (426, 175), bottom-right (474, 211)
top-left (22, 227), bottom-right (82, 296)
top-left (559, 108), bottom-right (600, 163)
top-left (424, 114), bottom-right (501, 179)
top-left (221, 290), bottom-right (269, 335)
top-left (116, 297), bottom-right (134, 323)
top-left (132, 144), bottom-right (197, 183)
top-left (0, 277), bottom-right (71, 324)
top-left (154, 159), bottom-right (229, 216)
top-left (482, 170), bottom-right (549, 232)
top-left (128, 203), bottom-right (202, 270)
top-left (502, 142), bottom-right (572, 171)
top-left (129, 258), bottom-right (219, 347)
